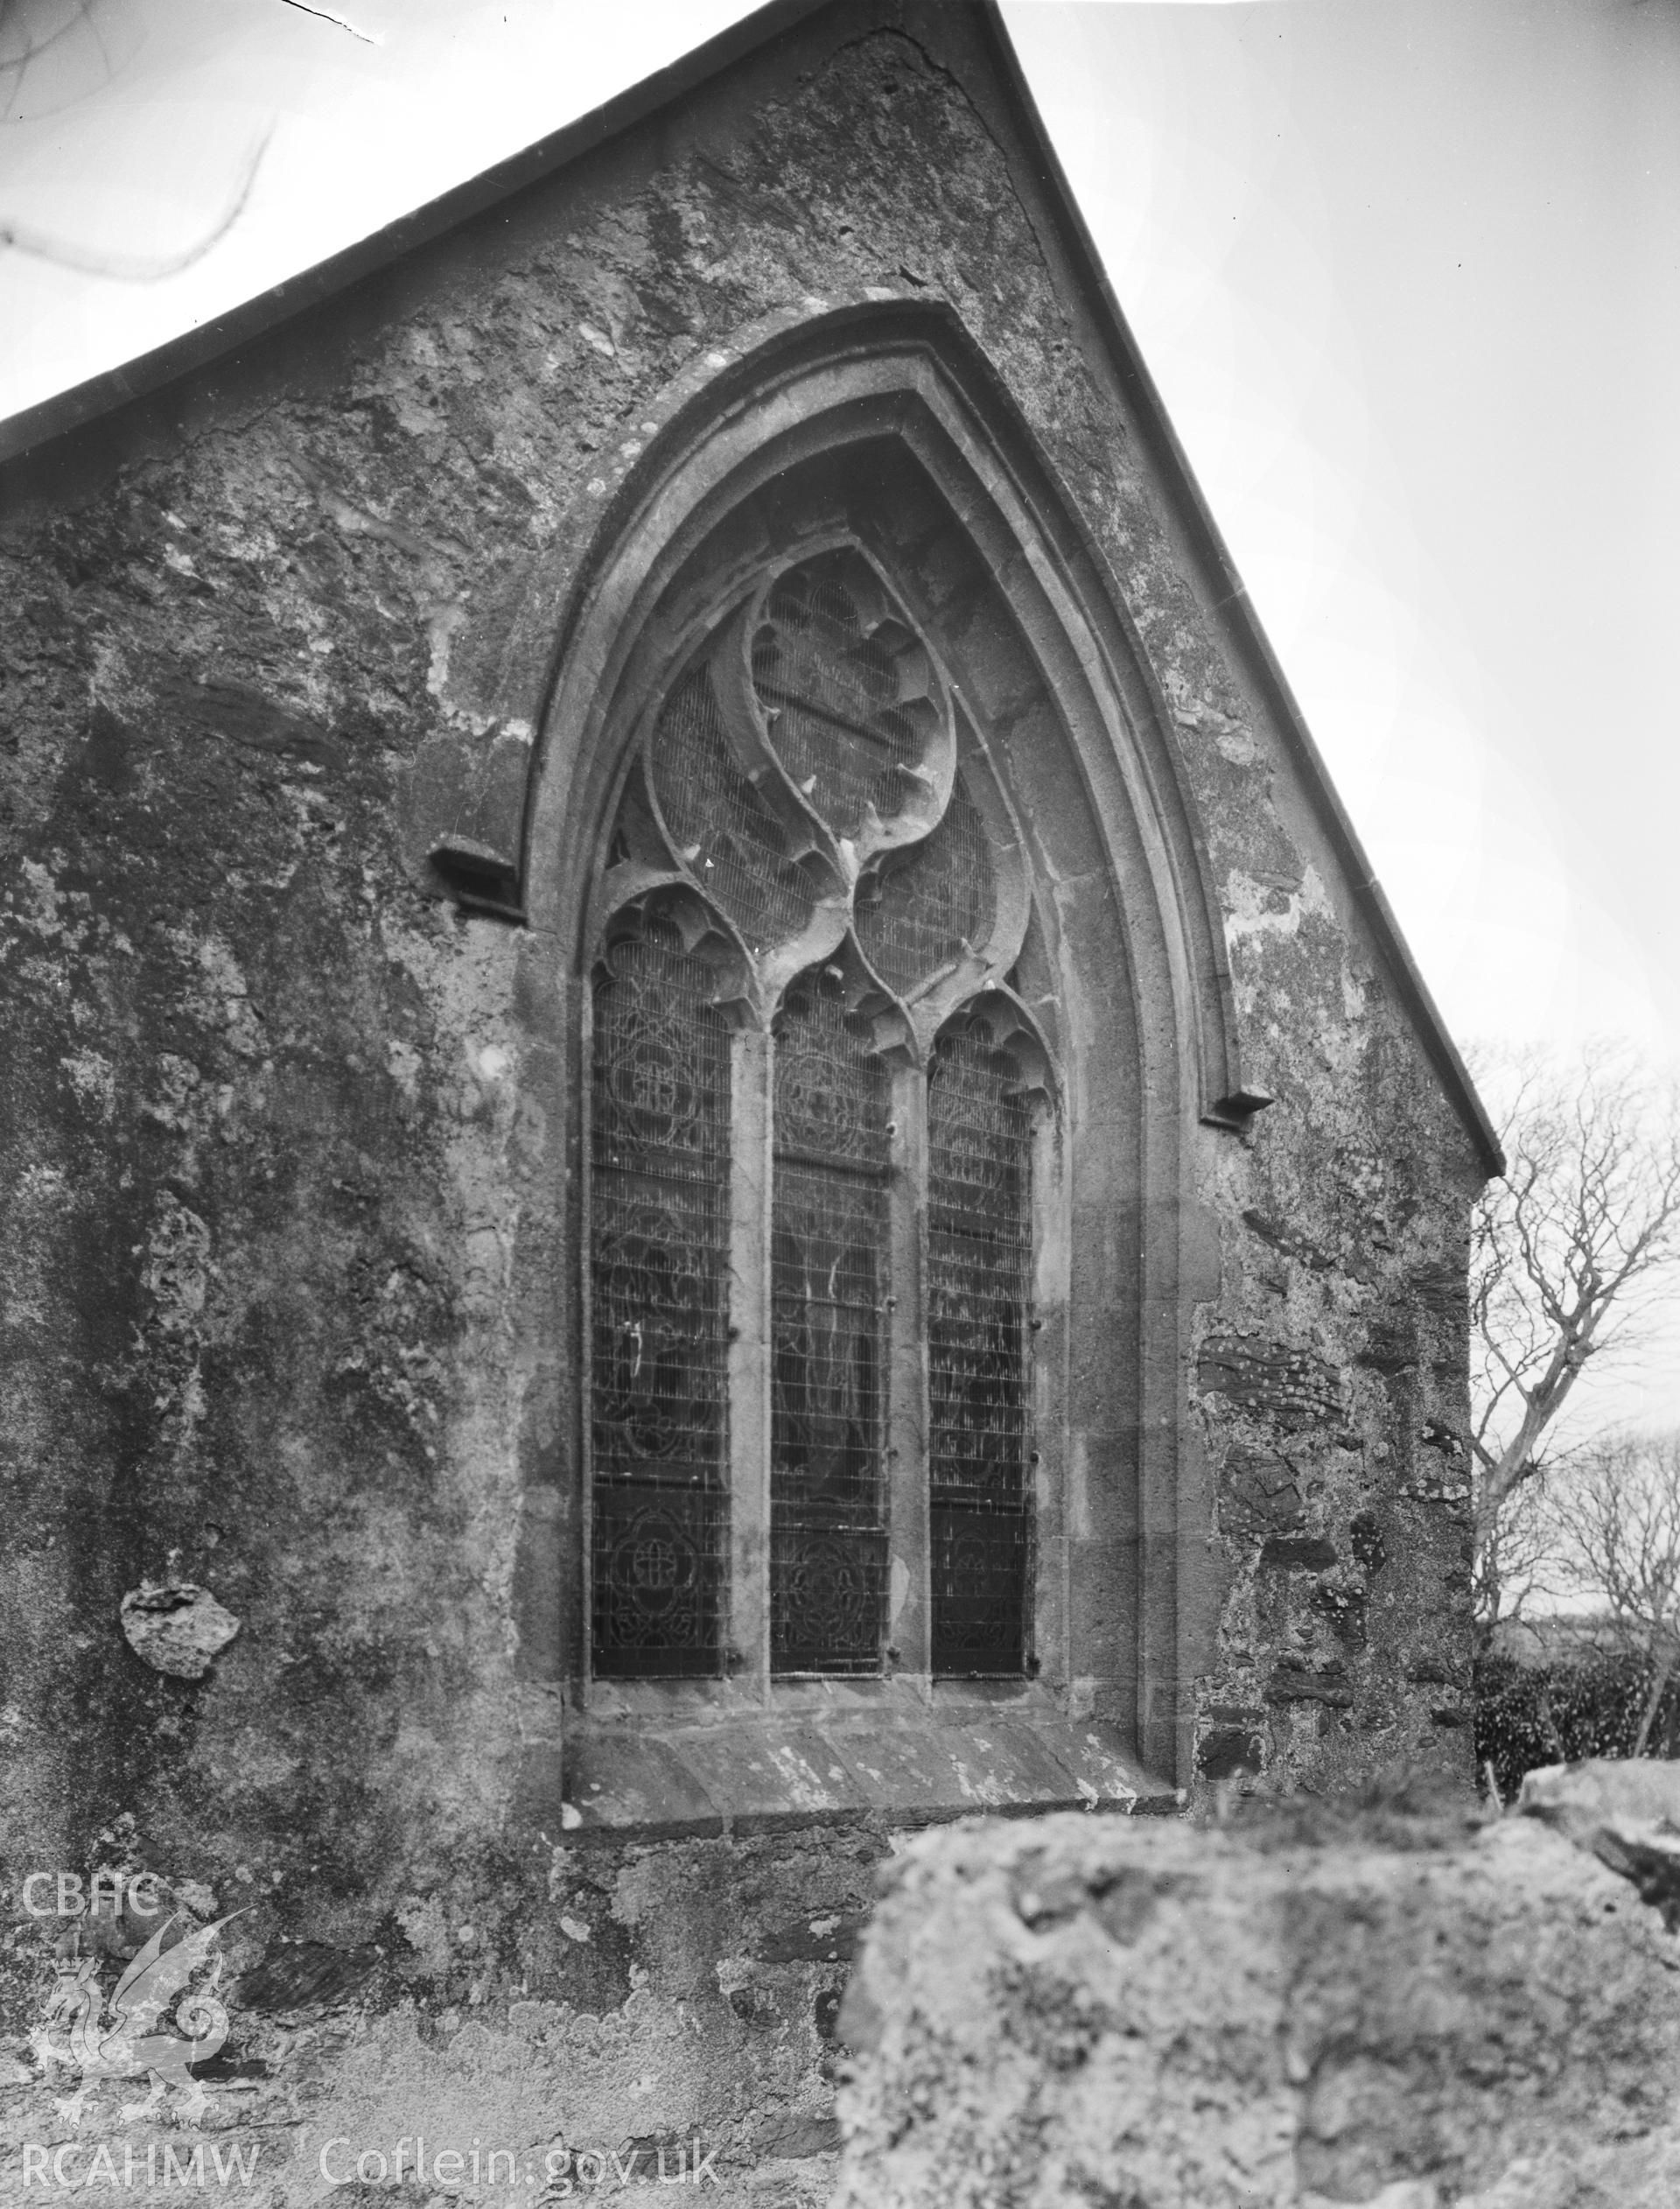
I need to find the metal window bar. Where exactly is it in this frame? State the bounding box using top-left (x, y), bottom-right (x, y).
top-left (589, 916), bottom-right (732, 1676)
top-left (770, 967), bottom-right (891, 1674)
top-left (751, 565), bottom-right (920, 839)
top-left (927, 1015), bottom-right (1033, 1675)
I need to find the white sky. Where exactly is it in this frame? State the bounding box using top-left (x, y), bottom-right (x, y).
top-left (3, 0), bottom-right (1677, 1429)
top-left (1007, 0), bottom-right (1680, 1078)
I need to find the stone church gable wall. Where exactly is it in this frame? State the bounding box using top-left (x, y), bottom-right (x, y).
top-left (0, 5), bottom-right (1486, 2192)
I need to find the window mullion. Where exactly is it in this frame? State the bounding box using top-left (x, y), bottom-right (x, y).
top-left (726, 1026), bottom-right (774, 1699)
top-left (886, 1061), bottom-right (931, 1684)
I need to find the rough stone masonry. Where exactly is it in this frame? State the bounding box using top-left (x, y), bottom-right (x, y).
top-left (0, 2), bottom-right (1495, 2198)
top-left (834, 1768), bottom-right (1680, 2209)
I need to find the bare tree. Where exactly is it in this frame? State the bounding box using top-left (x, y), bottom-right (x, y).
top-left (1474, 1463), bottom-right (1562, 1637)
top-left (1549, 1431), bottom-right (1680, 1756)
top-left (1470, 1044), bottom-right (1680, 1633)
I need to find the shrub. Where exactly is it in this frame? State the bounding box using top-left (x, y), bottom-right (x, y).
top-left (1475, 1651), bottom-right (1680, 1799)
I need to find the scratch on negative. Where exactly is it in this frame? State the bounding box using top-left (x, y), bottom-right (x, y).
top-left (278, 0), bottom-right (383, 41)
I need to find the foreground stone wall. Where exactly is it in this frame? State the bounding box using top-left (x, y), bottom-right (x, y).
top-left (835, 1784), bottom-right (1680, 2209)
top-left (0, 1), bottom-right (1486, 2193)
top-left (0, 1827), bottom-right (872, 2203)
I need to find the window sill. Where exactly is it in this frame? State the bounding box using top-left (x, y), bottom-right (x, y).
top-left (538, 1681), bottom-right (1180, 1840)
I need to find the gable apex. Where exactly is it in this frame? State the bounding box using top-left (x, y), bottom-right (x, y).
top-left (0, 0), bottom-right (1498, 1176)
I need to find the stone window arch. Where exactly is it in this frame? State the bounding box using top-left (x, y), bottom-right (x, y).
top-left (492, 304), bottom-right (1264, 1789)
top-left (585, 545), bottom-right (1058, 1688)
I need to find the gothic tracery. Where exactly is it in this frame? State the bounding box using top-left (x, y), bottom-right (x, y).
top-left (590, 547), bottom-right (1051, 1679)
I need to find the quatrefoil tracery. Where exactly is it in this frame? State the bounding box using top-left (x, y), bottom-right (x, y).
top-left (598, 546), bottom-right (1050, 1078)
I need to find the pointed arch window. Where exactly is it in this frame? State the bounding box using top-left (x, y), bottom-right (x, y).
top-left (586, 549), bottom-right (1054, 1686)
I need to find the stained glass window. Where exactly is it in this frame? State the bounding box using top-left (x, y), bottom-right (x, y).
top-left (586, 548), bottom-right (1046, 1684)
top-left (590, 916), bottom-right (731, 1675)
top-left (649, 666), bottom-right (815, 956)
top-left (751, 564), bottom-right (934, 836)
top-left (770, 967), bottom-right (891, 1673)
top-left (928, 1014), bottom-right (1033, 1673)
top-left (856, 773), bottom-right (993, 999)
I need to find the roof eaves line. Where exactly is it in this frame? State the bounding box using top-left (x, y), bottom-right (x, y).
top-left (968, 0), bottom-right (1502, 1182)
top-left (0, 0), bottom-right (831, 472)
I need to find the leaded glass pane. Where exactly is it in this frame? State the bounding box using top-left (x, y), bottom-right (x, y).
top-left (590, 915), bottom-right (730, 1676)
top-left (928, 1014), bottom-right (1032, 1674)
top-left (649, 664), bottom-right (814, 956)
top-left (751, 562), bottom-right (930, 839)
top-left (588, 545), bottom-right (1042, 1689)
top-left (770, 966), bottom-right (890, 1673)
top-left (856, 771), bottom-right (994, 999)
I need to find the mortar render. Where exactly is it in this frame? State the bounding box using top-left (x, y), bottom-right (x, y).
top-left (833, 1806), bottom-right (1680, 2209)
top-left (0, 5), bottom-right (1487, 2200)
